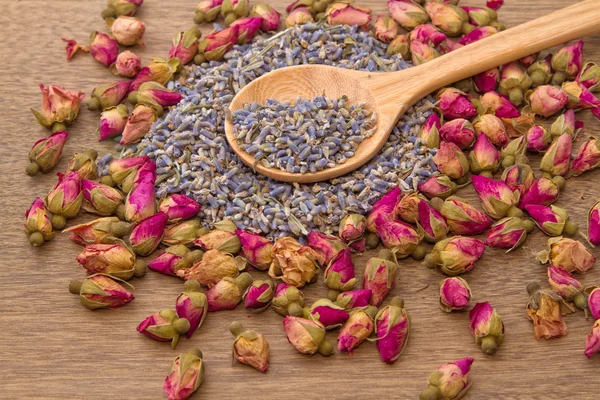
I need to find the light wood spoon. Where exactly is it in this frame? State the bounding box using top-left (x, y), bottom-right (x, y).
top-left (225, 0), bottom-right (600, 184)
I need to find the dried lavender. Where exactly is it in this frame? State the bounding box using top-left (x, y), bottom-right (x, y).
top-left (125, 23), bottom-right (436, 239)
top-left (231, 95), bottom-right (377, 173)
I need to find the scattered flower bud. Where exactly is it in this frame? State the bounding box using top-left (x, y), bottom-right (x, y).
top-left (31, 84), bottom-right (85, 131)
top-left (82, 180), bottom-right (123, 216)
top-left (102, 0), bottom-right (143, 19)
top-left (417, 200), bottom-right (448, 242)
top-left (525, 204), bottom-right (577, 237)
top-left (577, 61), bottom-right (600, 91)
top-left (230, 17), bottom-right (261, 45)
top-left (243, 280), bottom-right (274, 311)
top-left (326, 3), bottom-right (371, 27)
top-left (439, 196), bottom-right (492, 235)
top-left (236, 229), bottom-right (274, 270)
top-left (61, 37), bottom-right (90, 60)
top-left (89, 31), bottom-right (119, 67)
top-left (268, 237), bottom-right (319, 287)
top-left (137, 309), bottom-right (190, 348)
top-left (285, 7), bottom-right (314, 27)
top-left (376, 220), bottom-right (423, 259)
top-left (588, 288), bottom-right (600, 320)
top-left (283, 316), bottom-right (333, 356)
top-left (525, 125), bottom-right (551, 153)
top-left (418, 113), bottom-right (441, 148)
top-left (375, 297), bottom-right (410, 364)
top-left (425, 236), bottom-right (485, 276)
top-left (194, 0), bottom-right (223, 23)
top-left (590, 201), bottom-right (600, 246)
top-left (176, 281), bottom-right (208, 338)
top-left (129, 212), bottom-right (168, 256)
top-left (502, 164), bottom-right (535, 198)
top-left (469, 133), bottom-right (500, 176)
top-left (388, 0), bottom-right (429, 30)
top-left (473, 112), bottom-right (507, 146)
top-left (439, 277), bottom-right (471, 312)
top-left (272, 283), bottom-right (305, 316)
top-left (168, 27), bottom-right (201, 65)
top-left (585, 320), bottom-right (600, 359)
top-left (409, 24), bottom-right (446, 46)
top-left (551, 40), bottom-right (583, 85)
top-left (206, 272), bottom-right (252, 311)
top-left (76, 241), bottom-right (145, 280)
top-left (440, 119), bottom-right (475, 150)
top-left (410, 40), bottom-right (440, 66)
top-left (110, 50), bottom-right (141, 78)
top-left (469, 301), bottom-right (504, 354)
top-left (573, 137), bottom-right (600, 176)
top-left (547, 265), bottom-right (586, 310)
top-left (473, 67), bottom-right (499, 93)
top-left (550, 109), bottom-right (579, 140)
top-left (418, 175), bottom-right (456, 200)
top-left (69, 273), bottom-right (134, 310)
top-left (148, 245), bottom-right (202, 276)
top-left (157, 194), bottom-right (201, 223)
top-left (99, 104), bottom-right (128, 141)
top-left (436, 87), bottom-right (477, 121)
top-left (66, 149), bottom-right (98, 180)
top-left (479, 91), bottom-right (520, 118)
top-left (130, 57), bottom-right (181, 92)
top-left (26, 130), bottom-right (68, 176)
top-left (562, 80), bottom-right (600, 109)
top-left (106, 16), bottom-right (145, 46)
top-left (363, 250), bottom-right (397, 306)
top-left (366, 187), bottom-right (401, 232)
top-left (107, 156), bottom-right (150, 191)
top-left (24, 197), bottom-right (55, 246)
top-left (458, 25), bottom-right (497, 45)
top-left (307, 231), bottom-right (347, 265)
top-left (526, 85), bottom-right (569, 117)
top-left (123, 180), bottom-right (155, 223)
top-left (519, 176), bottom-right (562, 209)
top-left (537, 236), bottom-right (595, 274)
top-left (324, 248), bottom-right (357, 292)
top-left (335, 289), bottom-right (372, 310)
top-left (396, 192), bottom-right (427, 223)
top-left (250, 3), bottom-right (281, 31)
top-left (462, 6), bottom-right (497, 27)
top-left (486, 217), bottom-right (533, 251)
top-left (525, 281), bottom-right (568, 340)
top-left (527, 53), bottom-right (553, 88)
top-left (425, 1), bottom-right (468, 36)
top-left (229, 322), bottom-right (269, 373)
top-left (501, 112), bottom-right (536, 139)
top-left (221, 0), bottom-right (249, 26)
top-left (163, 348), bottom-right (204, 400)
top-left (386, 34), bottom-right (410, 60)
top-left (472, 175), bottom-right (521, 219)
top-left (63, 217), bottom-right (131, 245)
top-left (338, 306), bottom-right (377, 354)
top-left (120, 104), bottom-right (158, 145)
top-left (372, 15), bottom-right (398, 43)
top-left (129, 82), bottom-right (183, 110)
top-left (308, 298), bottom-right (350, 329)
top-left (339, 214), bottom-right (366, 243)
top-left (433, 141), bottom-right (469, 180)
top-left (438, 37), bottom-right (463, 53)
top-left (193, 220), bottom-right (240, 252)
top-left (87, 81), bottom-right (131, 111)
top-left (539, 133), bottom-right (572, 179)
top-left (419, 357), bottom-right (474, 400)
top-left (497, 62), bottom-right (532, 106)
top-left (178, 249), bottom-right (239, 287)
top-left (46, 171), bottom-right (83, 229)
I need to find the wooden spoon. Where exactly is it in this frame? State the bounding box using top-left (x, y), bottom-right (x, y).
top-left (225, 0), bottom-right (600, 184)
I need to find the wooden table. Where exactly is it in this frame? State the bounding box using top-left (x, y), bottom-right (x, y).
top-left (2, 0), bottom-right (599, 398)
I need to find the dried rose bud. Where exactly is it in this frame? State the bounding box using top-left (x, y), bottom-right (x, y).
top-left (537, 236), bottom-right (595, 274)
top-left (243, 280), bottom-right (274, 311)
top-left (469, 134), bottom-right (500, 177)
top-left (438, 37), bottom-right (463, 53)
top-left (417, 113), bottom-right (441, 148)
top-left (61, 38), bottom-right (90, 60)
top-left (110, 50), bottom-right (141, 78)
top-left (539, 133), bottom-right (572, 179)
top-left (137, 309), bottom-right (190, 348)
top-left (99, 104), bottom-right (128, 141)
top-left (338, 306), bottom-right (377, 354)
top-left (69, 273), bottom-right (134, 310)
top-left (439, 196), bottom-right (492, 236)
top-left (526, 85), bottom-right (569, 117)
top-left (163, 348), bottom-right (204, 400)
top-left (525, 204), bottom-right (577, 237)
top-left (307, 231), bottom-right (347, 265)
top-left (418, 175), bottom-right (456, 201)
top-left (420, 357), bottom-right (474, 400)
top-left (326, 3), bottom-right (371, 27)
top-left (148, 245), bottom-right (202, 276)
top-left (472, 175), bottom-right (521, 220)
top-left (562, 80), bottom-right (600, 109)
top-left (107, 156), bottom-right (149, 188)
top-left (26, 130), bottom-right (68, 176)
top-left (410, 40), bottom-right (440, 66)
top-left (479, 91), bottom-right (520, 118)
top-left (425, 236), bottom-right (485, 276)
top-left (129, 212), bottom-right (168, 256)
top-left (220, 0), bottom-right (249, 26)
top-left (176, 281), bottom-right (208, 338)
top-left (525, 125), bottom-right (551, 153)
top-left (283, 316), bottom-right (333, 356)
top-left (158, 194), bottom-right (201, 223)
top-left (577, 61), bottom-right (600, 91)
top-left (525, 281), bottom-right (568, 340)
top-left (46, 171), bottom-right (83, 229)
top-left (24, 197), bottom-right (55, 246)
top-left (269, 237), bottom-right (319, 287)
top-left (363, 250), bottom-right (397, 306)
top-left (485, 217), bottom-right (533, 251)
top-left (461, 6), bottom-right (496, 27)
top-left (550, 109), bottom-right (579, 140)
top-left (229, 322), bottom-right (269, 373)
top-left (386, 34), bottom-right (410, 60)
top-left (469, 301), bottom-right (504, 354)
top-left (585, 320), bottom-right (600, 359)
top-left (588, 288), bottom-right (600, 320)
top-left (372, 15), bottom-right (398, 43)
top-left (436, 87), bottom-right (476, 121)
top-left (487, 0), bottom-right (503, 10)
top-left (551, 40), bottom-right (583, 85)
top-left (366, 187), bottom-right (401, 232)
top-left (425, 2), bottom-right (468, 36)
top-left (417, 200), bottom-right (448, 242)
top-left (285, 7), bottom-right (314, 28)
top-left (308, 298), bottom-right (350, 329)
top-left (339, 214), bottom-right (366, 243)
top-left (433, 142), bottom-right (469, 180)
top-left (65, 149), bottom-right (98, 181)
top-left (458, 25), bottom-right (497, 45)
top-left (123, 180), bottom-right (155, 223)
top-left (409, 24), bottom-right (446, 47)
top-left (439, 277), bottom-right (471, 312)
top-left (167, 27), bottom-right (201, 66)
top-left (500, 113), bottom-right (536, 140)
top-left (106, 16), bottom-right (145, 46)
top-left (590, 201), bottom-right (600, 246)
top-left (193, 220), bottom-right (239, 252)
top-left (236, 229), bottom-right (274, 270)
top-left (102, 0), bottom-right (143, 19)
top-left (526, 54), bottom-right (553, 88)
top-left (324, 248), bottom-right (357, 292)
top-left (501, 164), bottom-right (533, 199)
top-left (76, 240), bottom-right (145, 280)
top-left (32, 84), bottom-right (85, 131)
top-left (374, 297), bottom-right (410, 364)
top-left (440, 119), bottom-right (475, 150)
top-left (129, 82), bottom-right (183, 110)
top-left (130, 57), bottom-right (181, 91)
top-left (89, 31), bottom-right (119, 67)
top-left (376, 220), bottom-right (423, 259)
top-left (272, 283), bottom-right (304, 317)
top-left (349, 238), bottom-right (366, 252)
top-left (81, 180), bottom-right (123, 217)
top-left (519, 176), bottom-right (562, 209)
top-left (194, 0), bottom-right (223, 23)
top-left (120, 104), bottom-right (158, 145)
top-left (573, 137), bottom-right (600, 177)
top-left (250, 3), bottom-right (280, 31)
top-left (63, 217), bottom-right (131, 245)
top-left (229, 17), bottom-right (261, 45)
top-left (396, 192), bottom-right (427, 223)
top-left (472, 115), bottom-right (506, 149)
top-left (87, 81), bottom-right (131, 111)
top-left (335, 289), bottom-right (372, 311)
top-left (473, 67), bottom-right (499, 94)
top-left (547, 265), bottom-right (587, 310)
top-left (388, 0), bottom-right (429, 30)
top-left (497, 61), bottom-right (532, 106)
top-left (178, 249), bottom-right (239, 287)
top-left (206, 272), bottom-right (252, 311)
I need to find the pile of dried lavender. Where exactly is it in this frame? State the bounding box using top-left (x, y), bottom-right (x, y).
top-left (231, 95), bottom-right (377, 173)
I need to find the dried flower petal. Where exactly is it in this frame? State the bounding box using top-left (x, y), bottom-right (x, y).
top-left (207, 273), bottom-right (252, 311)
top-left (269, 237), bottom-right (319, 288)
top-left (536, 236), bottom-right (595, 274)
top-left (525, 281), bottom-right (568, 340)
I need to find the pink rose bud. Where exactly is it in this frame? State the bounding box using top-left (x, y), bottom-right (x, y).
top-left (440, 119), bottom-right (475, 150)
top-left (65, 149), bottom-right (98, 181)
top-left (272, 283), bottom-right (305, 317)
top-left (487, 0), bottom-right (503, 10)
top-left (179, 249), bottom-right (239, 287)
top-left (61, 38), bottom-right (90, 60)
top-left (163, 349), bottom-right (204, 400)
top-left (285, 7), bottom-right (314, 28)
top-left (229, 322), bottom-right (269, 373)
top-left (158, 194), bottom-right (201, 223)
top-left (551, 40), bottom-right (583, 85)
top-left (110, 50), bottom-right (142, 78)
top-left (589, 201), bottom-right (600, 246)
top-left (236, 229), bottom-right (274, 270)
top-left (577, 61), bottom-right (600, 91)
top-left (439, 277), bottom-right (471, 312)
top-left (420, 358), bottom-right (474, 400)
top-left (547, 265), bottom-right (586, 310)
top-left (386, 34), bottom-right (410, 60)
top-left (197, 25), bottom-right (240, 62)
top-left (366, 186), bottom-right (402, 232)
top-left (335, 289), bottom-right (372, 310)
top-left (376, 220), bottom-right (423, 259)
top-left (76, 241), bottom-right (145, 280)
top-left (418, 200), bottom-right (448, 242)
top-left (485, 217), bottom-right (533, 251)
top-left (206, 272), bottom-right (252, 311)
top-left (324, 248), bottom-right (357, 292)
top-left (250, 4), bottom-right (281, 31)
top-left (130, 57), bottom-right (181, 92)
top-left (99, 104), bottom-right (128, 141)
top-left (472, 175), bottom-right (521, 220)
top-left (373, 15), bottom-right (399, 43)
top-left (418, 175), bottom-right (456, 200)
top-left (526, 125), bottom-right (551, 153)
top-left (525, 204), bottom-right (578, 237)
top-left (338, 306), bottom-right (378, 354)
top-left (168, 27), bottom-right (201, 65)
top-left (283, 316), bottom-right (333, 356)
top-left (425, 236), bottom-right (485, 276)
top-left (230, 17), bottom-right (262, 45)
top-left (129, 212), bottom-right (168, 256)
top-left (349, 238), bottom-right (366, 252)
top-left (129, 82), bottom-right (183, 110)
top-left (562, 80), bottom-right (600, 109)
top-left (519, 177), bottom-right (562, 209)
top-left (388, 0), bottom-right (429, 30)
top-left (439, 196), bottom-right (492, 236)
top-left (31, 84), bottom-right (85, 130)
top-left (458, 25), bottom-right (497, 45)
top-left (137, 309), bottom-right (190, 348)
top-left (462, 6), bottom-right (497, 27)
top-left (499, 112), bottom-right (542, 140)
top-left (501, 164), bottom-right (535, 198)
top-left (410, 40), bottom-right (440, 66)
top-left (469, 301), bottom-right (504, 354)
top-left (375, 297), bottom-right (410, 364)
top-left (194, 0), bottom-right (223, 24)
top-left (497, 61), bottom-right (533, 106)
top-left (107, 16), bottom-right (145, 46)
top-left (473, 67), bottom-right (499, 93)
top-left (120, 104), bottom-right (158, 145)
top-left (148, 245), bottom-right (203, 276)
top-left (24, 197), bottom-right (56, 246)
top-left (588, 288), bottom-right (600, 320)
top-left (326, 3), bottom-right (372, 27)
top-left (220, 0), bottom-right (250, 26)
top-left (363, 250), bottom-right (398, 306)
top-left (339, 214), bottom-right (366, 243)
top-left (469, 133), bottom-right (500, 176)
top-left (308, 298), bottom-right (350, 329)
top-left (46, 171), bottom-right (83, 228)
top-left (437, 87), bottom-right (477, 120)
top-left (82, 179), bottom-right (123, 216)
top-left (165, 219), bottom-right (205, 247)
top-left (89, 31), bottom-right (119, 67)
top-left (433, 142), bottom-right (469, 180)
top-left (307, 231), bottom-right (347, 265)
top-left (418, 113), bottom-right (441, 148)
top-left (176, 280), bottom-right (208, 338)
top-left (536, 237), bottom-right (595, 274)
top-left (243, 279), bottom-right (274, 311)
top-left (123, 179), bottom-right (155, 222)
top-left (539, 133), bottom-right (572, 178)
top-left (527, 85), bottom-right (569, 117)
top-left (63, 217), bottom-right (131, 246)
top-left (438, 38), bottom-right (463, 54)
top-left (26, 130), bottom-right (68, 176)
top-left (585, 320), bottom-right (600, 359)
top-left (108, 155), bottom-right (150, 190)
top-left (550, 109), bottom-right (580, 140)
top-left (87, 81), bottom-right (131, 111)
top-left (69, 273), bottom-right (134, 310)
top-left (193, 221), bottom-right (240, 251)
top-left (425, 1), bottom-right (469, 37)
top-left (396, 192), bottom-right (427, 223)
top-left (528, 54), bottom-right (553, 87)
top-left (102, 0), bottom-right (144, 19)
top-left (572, 137), bottom-right (600, 176)
top-left (525, 281), bottom-right (568, 340)
top-left (479, 90), bottom-right (520, 118)
top-left (409, 24), bottom-right (446, 46)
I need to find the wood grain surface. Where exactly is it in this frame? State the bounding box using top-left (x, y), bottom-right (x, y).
top-left (2, 1), bottom-right (599, 399)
